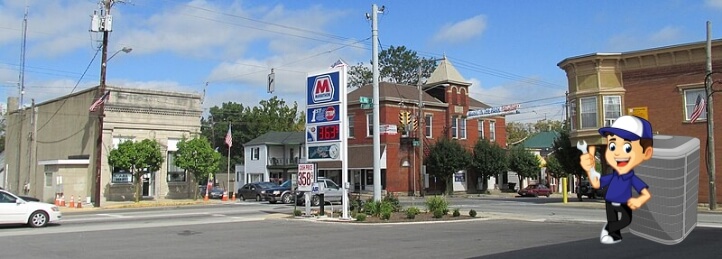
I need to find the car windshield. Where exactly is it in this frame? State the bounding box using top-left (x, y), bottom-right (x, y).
top-left (211, 187), bottom-right (224, 191)
top-left (280, 180), bottom-right (291, 188)
top-left (258, 182), bottom-right (279, 189)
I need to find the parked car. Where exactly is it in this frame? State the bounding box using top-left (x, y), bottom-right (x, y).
top-left (0, 187), bottom-right (40, 202)
top-left (262, 180), bottom-right (294, 204)
top-left (518, 184), bottom-right (552, 197)
top-left (296, 177), bottom-right (345, 206)
top-left (208, 187), bottom-right (225, 199)
top-left (576, 180), bottom-right (606, 201)
top-left (238, 182), bottom-right (279, 202)
top-left (0, 189), bottom-right (62, 228)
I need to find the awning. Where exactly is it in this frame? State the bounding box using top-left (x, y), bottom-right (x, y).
top-left (316, 145), bottom-right (386, 170)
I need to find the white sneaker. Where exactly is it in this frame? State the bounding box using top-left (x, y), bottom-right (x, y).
top-left (601, 235), bottom-right (621, 245)
top-left (600, 223), bottom-right (608, 241)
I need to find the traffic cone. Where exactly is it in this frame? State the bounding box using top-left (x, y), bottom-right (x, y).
top-left (222, 191), bottom-right (228, 201)
top-left (54, 194), bottom-right (59, 206)
top-left (76, 198), bottom-right (82, 209)
top-left (69, 196), bottom-right (75, 208)
top-left (60, 195), bottom-right (66, 207)
top-left (204, 193), bottom-right (209, 201)
top-left (231, 192), bottom-right (236, 202)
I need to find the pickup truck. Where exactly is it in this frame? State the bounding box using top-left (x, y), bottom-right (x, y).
top-left (295, 177), bottom-right (345, 206)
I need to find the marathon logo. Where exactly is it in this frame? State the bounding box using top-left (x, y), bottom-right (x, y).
top-left (312, 75), bottom-right (334, 103)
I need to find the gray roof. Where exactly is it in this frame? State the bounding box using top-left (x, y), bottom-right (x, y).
top-left (426, 57), bottom-right (472, 87)
top-left (244, 131), bottom-right (304, 146)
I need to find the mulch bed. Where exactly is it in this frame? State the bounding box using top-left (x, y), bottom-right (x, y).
top-left (348, 212), bottom-right (479, 223)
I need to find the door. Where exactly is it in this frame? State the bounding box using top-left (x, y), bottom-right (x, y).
top-left (142, 172), bottom-right (155, 197)
top-left (0, 192), bottom-right (26, 224)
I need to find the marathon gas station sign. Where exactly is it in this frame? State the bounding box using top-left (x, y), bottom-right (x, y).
top-left (306, 66), bottom-right (347, 161)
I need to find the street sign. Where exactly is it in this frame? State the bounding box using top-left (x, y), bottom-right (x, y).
top-left (307, 105), bottom-right (340, 124)
top-left (360, 96), bottom-right (373, 109)
top-left (297, 163), bottom-right (315, 192)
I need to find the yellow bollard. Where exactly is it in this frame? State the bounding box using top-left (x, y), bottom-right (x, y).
top-left (563, 177), bottom-right (568, 203)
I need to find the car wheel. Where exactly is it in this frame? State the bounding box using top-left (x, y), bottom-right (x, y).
top-left (256, 195), bottom-right (261, 202)
top-left (240, 195), bottom-right (246, 201)
top-left (28, 211), bottom-right (48, 228)
top-left (311, 195), bottom-right (321, 206)
top-left (282, 193), bottom-right (293, 204)
top-left (546, 193), bottom-right (550, 197)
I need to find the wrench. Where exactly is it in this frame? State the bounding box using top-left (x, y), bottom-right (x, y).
top-left (576, 140), bottom-right (601, 180)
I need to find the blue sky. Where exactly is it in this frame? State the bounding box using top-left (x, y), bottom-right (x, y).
top-left (2, 0), bottom-right (722, 123)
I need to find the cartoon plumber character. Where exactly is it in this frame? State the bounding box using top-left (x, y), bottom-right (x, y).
top-left (580, 115), bottom-right (653, 245)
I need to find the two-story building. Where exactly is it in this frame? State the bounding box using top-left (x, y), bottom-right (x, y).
top-left (558, 39), bottom-right (722, 206)
top-left (242, 58), bottom-right (510, 195)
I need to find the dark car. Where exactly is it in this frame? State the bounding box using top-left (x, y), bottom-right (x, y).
top-left (576, 180), bottom-right (606, 201)
top-left (208, 187), bottom-right (225, 199)
top-left (262, 180), bottom-right (294, 204)
top-left (237, 182), bottom-right (279, 202)
top-left (518, 184), bottom-right (552, 197)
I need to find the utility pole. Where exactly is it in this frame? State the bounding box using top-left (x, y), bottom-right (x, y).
top-left (705, 21), bottom-right (717, 210)
top-left (417, 66), bottom-right (424, 197)
top-left (370, 4), bottom-right (384, 201)
top-left (92, 0), bottom-right (116, 207)
top-left (18, 6), bottom-right (27, 110)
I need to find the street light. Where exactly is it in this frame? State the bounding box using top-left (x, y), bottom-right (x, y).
top-left (107, 46), bottom-right (132, 62)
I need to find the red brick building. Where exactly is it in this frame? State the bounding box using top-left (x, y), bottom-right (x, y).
top-left (558, 40), bottom-right (722, 206)
top-left (318, 58), bottom-right (508, 195)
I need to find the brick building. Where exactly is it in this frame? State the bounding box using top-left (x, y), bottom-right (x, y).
top-left (558, 39), bottom-right (722, 206)
top-left (317, 58), bottom-right (509, 195)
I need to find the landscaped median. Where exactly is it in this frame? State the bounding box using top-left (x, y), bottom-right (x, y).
top-left (58, 199), bottom-right (225, 213)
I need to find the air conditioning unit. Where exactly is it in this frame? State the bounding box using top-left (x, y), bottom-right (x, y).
top-left (629, 134), bottom-right (699, 245)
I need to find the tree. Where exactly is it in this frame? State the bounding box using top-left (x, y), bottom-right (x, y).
top-left (108, 139), bottom-right (164, 203)
top-left (508, 144), bottom-right (540, 187)
top-left (545, 155), bottom-right (566, 179)
top-left (471, 139), bottom-right (507, 190)
top-left (533, 120), bottom-right (563, 132)
top-left (348, 45), bottom-right (438, 88)
top-left (550, 128), bottom-right (585, 179)
top-left (173, 137), bottom-right (221, 200)
top-left (425, 138), bottom-right (472, 195)
top-left (506, 121), bottom-right (531, 145)
top-left (201, 96), bottom-right (304, 168)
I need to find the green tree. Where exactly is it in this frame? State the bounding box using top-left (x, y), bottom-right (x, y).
top-left (508, 144), bottom-right (540, 186)
top-left (545, 155), bottom-right (566, 178)
top-left (550, 128), bottom-right (585, 179)
top-left (506, 121), bottom-right (531, 145)
top-left (201, 96), bottom-right (304, 168)
top-left (471, 139), bottom-right (507, 190)
top-left (173, 137), bottom-right (221, 200)
top-left (108, 139), bottom-right (164, 203)
top-left (533, 120), bottom-right (563, 132)
top-left (425, 138), bottom-right (471, 195)
top-left (348, 45), bottom-right (438, 88)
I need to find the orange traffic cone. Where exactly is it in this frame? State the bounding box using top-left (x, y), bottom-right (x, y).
top-left (204, 193), bottom-right (209, 201)
top-left (231, 192), bottom-right (236, 202)
top-left (54, 194), bottom-right (59, 206)
top-left (60, 195), bottom-right (66, 207)
top-left (76, 198), bottom-right (83, 209)
top-left (222, 191), bottom-right (228, 201)
top-left (69, 196), bottom-right (75, 208)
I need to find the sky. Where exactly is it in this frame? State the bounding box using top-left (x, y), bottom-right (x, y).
top-left (2, 0), bottom-right (722, 123)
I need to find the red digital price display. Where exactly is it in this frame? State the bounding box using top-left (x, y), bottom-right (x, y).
top-left (316, 124), bottom-right (340, 141)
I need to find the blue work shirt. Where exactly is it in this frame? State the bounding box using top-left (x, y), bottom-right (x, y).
top-left (600, 170), bottom-right (648, 203)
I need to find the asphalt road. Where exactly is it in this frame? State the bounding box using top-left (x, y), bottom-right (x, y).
top-left (2, 196), bottom-right (722, 258)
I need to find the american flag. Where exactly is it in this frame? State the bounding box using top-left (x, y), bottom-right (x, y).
top-left (89, 91), bottom-right (110, 112)
top-left (690, 94), bottom-right (706, 123)
top-left (224, 124), bottom-right (232, 147)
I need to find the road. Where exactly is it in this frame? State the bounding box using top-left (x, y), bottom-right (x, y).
top-left (1, 197), bottom-right (721, 258)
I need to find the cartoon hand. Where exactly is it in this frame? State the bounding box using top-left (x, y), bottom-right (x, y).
top-left (627, 198), bottom-right (643, 210)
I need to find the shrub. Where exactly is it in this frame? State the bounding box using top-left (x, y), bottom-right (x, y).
top-left (406, 206), bottom-right (420, 219)
top-left (443, 208), bottom-right (449, 215)
top-left (382, 192), bottom-right (402, 212)
top-left (469, 209), bottom-right (477, 218)
top-left (452, 208), bottom-right (460, 217)
top-left (364, 200), bottom-right (381, 216)
top-left (425, 196), bottom-right (449, 214)
top-left (293, 209), bottom-right (302, 216)
top-left (351, 210), bottom-right (358, 219)
top-left (350, 199), bottom-right (364, 213)
top-left (381, 211), bottom-right (391, 220)
top-left (379, 201), bottom-right (394, 218)
top-left (433, 209), bottom-right (445, 218)
top-left (356, 213), bottom-right (367, 221)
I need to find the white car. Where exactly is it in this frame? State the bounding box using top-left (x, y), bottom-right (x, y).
top-left (0, 189), bottom-right (62, 227)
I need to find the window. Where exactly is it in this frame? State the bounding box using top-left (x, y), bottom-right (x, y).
top-left (603, 96), bottom-right (622, 127)
top-left (166, 152), bottom-right (186, 182)
top-left (460, 118), bottom-right (467, 139)
top-left (45, 172), bottom-right (52, 187)
top-left (489, 120), bottom-right (496, 142)
top-left (580, 97), bottom-right (598, 129)
top-left (348, 115), bottom-right (355, 138)
top-left (685, 88), bottom-right (707, 121)
top-left (112, 168), bottom-right (133, 184)
top-left (478, 120), bottom-right (485, 139)
top-left (425, 114), bottom-right (432, 138)
top-left (251, 147), bottom-right (260, 160)
top-left (366, 113), bottom-right (373, 137)
top-left (451, 116), bottom-right (458, 138)
top-left (569, 101), bottom-right (577, 130)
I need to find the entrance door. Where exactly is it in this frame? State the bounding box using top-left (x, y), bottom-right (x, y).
top-left (142, 172), bottom-right (154, 197)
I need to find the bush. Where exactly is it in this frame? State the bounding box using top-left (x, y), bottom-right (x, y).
top-left (452, 208), bottom-right (460, 217)
top-left (364, 200), bottom-right (381, 216)
top-left (382, 192), bottom-right (402, 212)
top-left (381, 211), bottom-right (391, 220)
top-left (380, 201), bottom-right (394, 217)
top-left (356, 213), bottom-right (367, 221)
top-left (293, 209), bottom-right (302, 216)
top-left (433, 209), bottom-right (445, 218)
top-left (351, 210), bottom-right (358, 219)
top-left (425, 196), bottom-right (449, 214)
top-left (469, 209), bottom-right (477, 218)
top-left (350, 198), bottom-right (364, 213)
top-left (443, 208), bottom-right (449, 215)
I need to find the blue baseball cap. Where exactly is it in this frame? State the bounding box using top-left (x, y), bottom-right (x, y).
top-left (598, 115), bottom-right (653, 141)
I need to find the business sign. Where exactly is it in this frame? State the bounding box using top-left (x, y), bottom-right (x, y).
top-left (297, 163), bottom-right (315, 192)
top-left (307, 104), bottom-right (340, 124)
top-left (307, 143), bottom-right (340, 160)
top-left (305, 66), bottom-right (346, 162)
top-left (379, 124), bottom-right (398, 135)
top-left (307, 72), bottom-right (340, 105)
top-left (467, 103), bottom-right (521, 119)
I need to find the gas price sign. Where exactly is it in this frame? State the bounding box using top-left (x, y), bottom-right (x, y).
top-left (307, 124), bottom-right (340, 143)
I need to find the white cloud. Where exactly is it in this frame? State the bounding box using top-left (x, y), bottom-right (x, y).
top-left (649, 26), bottom-right (682, 43)
top-left (706, 0), bottom-right (722, 9)
top-left (432, 15), bottom-right (487, 44)
top-left (607, 26), bottom-right (684, 52)
top-left (468, 76), bottom-right (567, 123)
